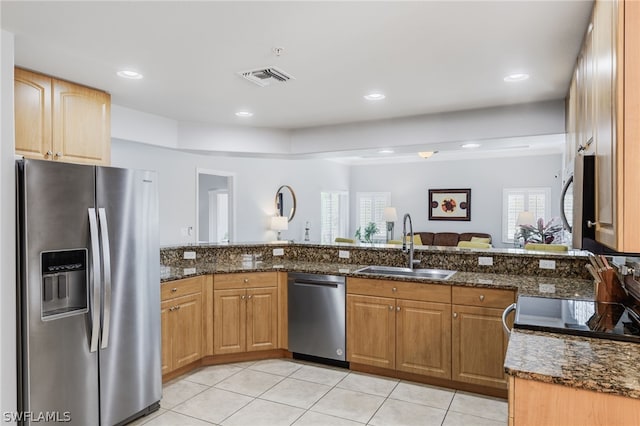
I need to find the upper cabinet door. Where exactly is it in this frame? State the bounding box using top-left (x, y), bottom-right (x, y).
top-left (14, 68), bottom-right (52, 160)
top-left (53, 79), bottom-right (111, 165)
top-left (593, 0), bottom-right (618, 248)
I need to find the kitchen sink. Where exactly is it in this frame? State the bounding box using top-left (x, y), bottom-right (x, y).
top-left (355, 266), bottom-right (456, 280)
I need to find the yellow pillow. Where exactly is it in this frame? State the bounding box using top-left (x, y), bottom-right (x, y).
top-left (335, 237), bottom-right (355, 244)
top-left (470, 236), bottom-right (491, 244)
top-left (404, 235), bottom-right (423, 245)
top-left (457, 241), bottom-right (491, 249)
top-left (524, 243), bottom-right (568, 252)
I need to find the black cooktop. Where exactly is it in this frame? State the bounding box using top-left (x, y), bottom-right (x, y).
top-left (514, 296), bottom-right (640, 343)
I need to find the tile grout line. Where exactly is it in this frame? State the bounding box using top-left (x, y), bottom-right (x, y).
top-left (364, 380), bottom-right (402, 425)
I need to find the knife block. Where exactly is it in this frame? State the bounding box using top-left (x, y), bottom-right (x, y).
top-left (596, 269), bottom-right (627, 303)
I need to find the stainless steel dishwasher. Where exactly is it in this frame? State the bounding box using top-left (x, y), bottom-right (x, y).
top-left (288, 272), bottom-right (346, 362)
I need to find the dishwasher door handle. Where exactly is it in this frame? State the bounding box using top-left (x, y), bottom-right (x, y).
top-left (293, 280), bottom-right (340, 288)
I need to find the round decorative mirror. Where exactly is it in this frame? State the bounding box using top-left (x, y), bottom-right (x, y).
top-left (275, 185), bottom-right (297, 222)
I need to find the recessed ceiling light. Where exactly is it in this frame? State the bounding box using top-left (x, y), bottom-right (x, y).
top-left (378, 149), bottom-right (394, 154)
top-left (462, 143), bottom-right (481, 149)
top-left (116, 70), bottom-right (143, 79)
top-left (364, 93), bottom-right (386, 101)
top-left (235, 111), bottom-right (253, 117)
top-left (418, 151), bottom-right (437, 158)
top-left (503, 73), bottom-right (530, 82)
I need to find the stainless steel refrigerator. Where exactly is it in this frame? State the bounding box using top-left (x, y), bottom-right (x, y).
top-left (16, 159), bottom-right (162, 425)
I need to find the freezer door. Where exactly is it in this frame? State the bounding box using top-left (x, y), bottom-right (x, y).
top-left (96, 166), bottom-right (161, 425)
top-left (17, 159), bottom-right (99, 425)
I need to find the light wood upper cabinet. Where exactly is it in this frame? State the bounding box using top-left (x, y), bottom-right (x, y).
top-left (161, 276), bottom-right (205, 376)
top-left (568, 0), bottom-right (640, 252)
top-left (14, 68), bottom-right (52, 159)
top-left (213, 272), bottom-right (279, 355)
top-left (14, 67), bottom-right (111, 166)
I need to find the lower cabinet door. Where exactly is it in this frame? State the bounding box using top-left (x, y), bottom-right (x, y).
top-left (173, 293), bottom-right (203, 368)
top-left (246, 287), bottom-right (278, 352)
top-left (346, 294), bottom-right (395, 369)
top-left (396, 299), bottom-right (451, 379)
top-left (161, 300), bottom-right (173, 375)
top-left (452, 304), bottom-right (509, 388)
top-left (214, 289), bottom-right (246, 354)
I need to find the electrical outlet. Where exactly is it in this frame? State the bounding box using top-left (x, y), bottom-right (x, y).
top-left (273, 248), bottom-right (284, 256)
top-left (183, 251), bottom-right (196, 260)
top-left (183, 267), bottom-right (196, 275)
top-left (339, 250), bottom-right (350, 259)
top-left (539, 283), bottom-right (556, 293)
top-left (539, 259), bottom-right (556, 270)
top-left (478, 256), bottom-right (493, 266)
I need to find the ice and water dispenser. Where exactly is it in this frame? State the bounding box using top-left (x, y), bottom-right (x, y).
top-left (41, 249), bottom-right (88, 319)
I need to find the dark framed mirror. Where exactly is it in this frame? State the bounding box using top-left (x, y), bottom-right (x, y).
top-left (275, 185), bottom-right (296, 222)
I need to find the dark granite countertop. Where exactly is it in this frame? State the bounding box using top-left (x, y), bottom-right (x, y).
top-left (160, 260), bottom-right (594, 299)
top-left (505, 329), bottom-right (640, 399)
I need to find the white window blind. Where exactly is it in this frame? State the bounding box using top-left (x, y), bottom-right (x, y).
top-left (320, 191), bottom-right (349, 243)
top-left (502, 187), bottom-right (551, 244)
top-left (355, 192), bottom-right (391, 241)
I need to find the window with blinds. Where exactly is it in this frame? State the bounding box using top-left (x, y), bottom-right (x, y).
top-left (355, 192), bottom-right (391, 242)
top-left (320, 191), bottom-right (349, 243)
top-left (502, 187), bottom-right (551, 244)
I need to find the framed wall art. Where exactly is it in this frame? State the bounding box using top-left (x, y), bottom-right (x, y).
top-left (428, 188), bottom-right (471, 221)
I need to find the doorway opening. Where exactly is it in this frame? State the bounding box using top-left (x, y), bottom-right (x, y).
top-left (196, 169), bottom-right (235, 243)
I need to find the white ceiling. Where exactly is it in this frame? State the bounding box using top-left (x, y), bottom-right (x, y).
top-left (2, 1), bottom-right (592, 161)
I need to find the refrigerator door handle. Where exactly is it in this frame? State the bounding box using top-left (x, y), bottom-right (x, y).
top-left (98, 208), bottom-right (112, 349)
top-left (88, 208), bottom-right (102, 353)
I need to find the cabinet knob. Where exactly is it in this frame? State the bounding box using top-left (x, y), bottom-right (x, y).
top-left (392, 287), bottom-right (397, 293)
top-left (171, 288), bottom-right (177, 293)
top-left (169, 306), bottom-right (175, 311)
top-left (244, 278), bottom-right (249, 283)
top-left (396, 306), bottom-right (401, 312)
top-left (45, 150), bottom-right (53, 158)
top-left (389, 305), bottom-right (393, 311)
top-left (175, 305), bottom-right (181, 310)
top-left (248, 294), bottom-right (252, 299)
top-left (479, 295), bottom-right (485, 301)
top-left (453, 312), bottom-right (458, 318)
top-left (55, 152), bottom-right (63, 158)
top-left (241, 295), bottom-right (246, 300)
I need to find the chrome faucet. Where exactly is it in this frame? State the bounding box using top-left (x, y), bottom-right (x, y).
top-left (402, 213), bottom-right (420, 269)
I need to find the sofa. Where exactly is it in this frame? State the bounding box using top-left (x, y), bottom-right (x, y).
top-left (414, 232), bottom-right (492, 247)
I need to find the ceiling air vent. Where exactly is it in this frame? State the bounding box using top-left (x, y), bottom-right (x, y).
top-left (238, 66), bottom-right (295, 87)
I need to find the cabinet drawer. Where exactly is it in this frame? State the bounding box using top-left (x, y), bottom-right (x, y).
top-left (348, 278), bottom-right (451, 303)
top-left (162, 276), bottom-right (203, 301)
top-left (214, 272), bottom-right (277, 290)
top-left (452, 286), bottom-right (515, 308)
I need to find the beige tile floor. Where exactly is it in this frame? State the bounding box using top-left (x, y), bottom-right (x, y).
top-left (129, 359), bottom-right (507, 426)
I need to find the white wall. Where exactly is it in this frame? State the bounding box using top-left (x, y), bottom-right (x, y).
top-left (349, 154), bottom-right (563, 248)
top-left (111, 139), bottom-right (350, 245)
top-left (1, 29), bottom-right (17, 424)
